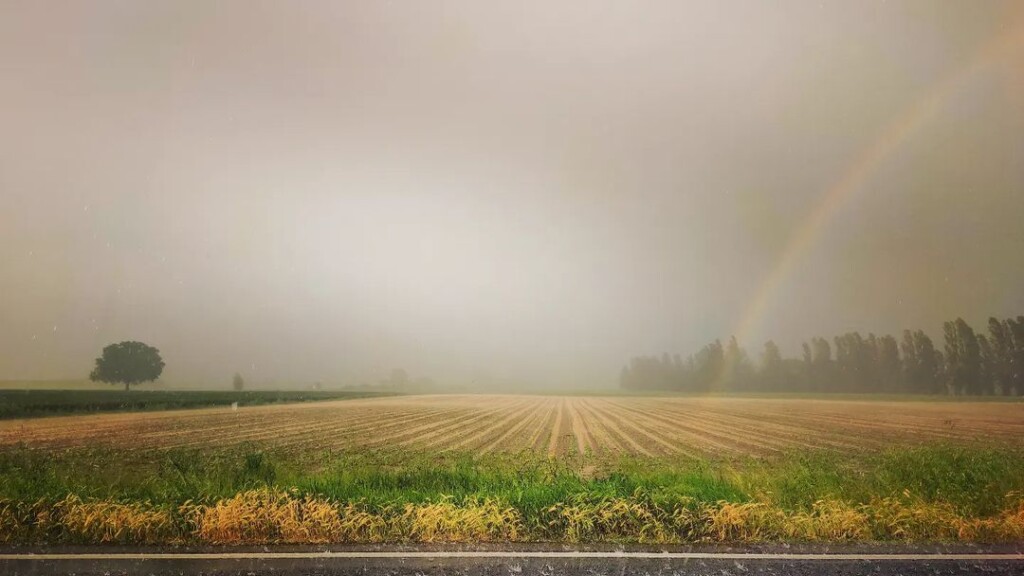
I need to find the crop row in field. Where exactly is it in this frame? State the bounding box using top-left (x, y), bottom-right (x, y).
top-left (2, 395), bottom-right (1021, 458)
top-left (0, 389), bottom-right (393, 419)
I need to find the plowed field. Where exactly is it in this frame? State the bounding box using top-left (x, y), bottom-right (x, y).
top-left (2, 395), bottom-right (1021, 457)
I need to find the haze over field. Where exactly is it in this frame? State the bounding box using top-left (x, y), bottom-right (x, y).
top-left (2, 1), bottom-right (1022, 388)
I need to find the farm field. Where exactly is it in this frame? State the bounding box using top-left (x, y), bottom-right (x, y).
top-left (0, 389), bottom-right (394, 420)
top-left (2, 394), bottom-right (1022, 457)
top-left (2, 394), bottom-right (1024, 545)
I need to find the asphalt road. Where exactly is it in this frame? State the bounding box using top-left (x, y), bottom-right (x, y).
top-left (3, 547), bottom-right (1023, 575)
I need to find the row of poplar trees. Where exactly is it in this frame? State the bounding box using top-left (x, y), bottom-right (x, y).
top-left (619, 316), bottom-right (1024, 396)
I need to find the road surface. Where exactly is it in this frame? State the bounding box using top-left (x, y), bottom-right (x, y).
top-left (2, 547), bottom-right (1022, 575)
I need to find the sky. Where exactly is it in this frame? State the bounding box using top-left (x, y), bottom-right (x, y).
top-left (1, 1), bottom-right (1022, 388)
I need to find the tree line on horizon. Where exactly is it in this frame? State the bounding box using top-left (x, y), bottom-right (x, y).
top-left (620, 316), bottom-right (1024, 396)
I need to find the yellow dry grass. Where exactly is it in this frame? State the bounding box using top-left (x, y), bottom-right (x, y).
top-left (4, 491), bottom-right (1024, 545)
top-left (53, 496), bottom-right (179, 544)
top-left (182, 490), bottom-right (520, 544)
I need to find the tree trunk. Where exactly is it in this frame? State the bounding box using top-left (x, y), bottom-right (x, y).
top-left (125, 381), bottom-right (130, 392)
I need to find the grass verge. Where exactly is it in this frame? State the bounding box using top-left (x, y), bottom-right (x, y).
top-left (1, 444), bottom-right (1022, 544)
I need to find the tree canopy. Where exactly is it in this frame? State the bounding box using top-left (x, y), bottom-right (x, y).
top-left (621, 316), bottom-right (1024, 396)
top-left (89, 341), bottom-right (165, 390)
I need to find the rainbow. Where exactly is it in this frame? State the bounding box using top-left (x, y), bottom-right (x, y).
top-left (715, 16), bottom-right (1024, 389)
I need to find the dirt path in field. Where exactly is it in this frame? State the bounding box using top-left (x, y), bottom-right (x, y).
top-left (567, 399), bottom-right (595, 454)
top-left (524, 399), bottom-right (558, 452)
top-left (545, 399), bottom-right (566, 456)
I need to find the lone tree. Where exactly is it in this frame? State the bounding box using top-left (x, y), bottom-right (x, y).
top-left (89, 341), bottom-right (164, 391)
top-left (232, 372), bottom-right (245, 391)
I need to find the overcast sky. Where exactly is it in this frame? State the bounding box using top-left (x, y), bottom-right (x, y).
top-left (2, 1), bottom-right (1022, 388)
